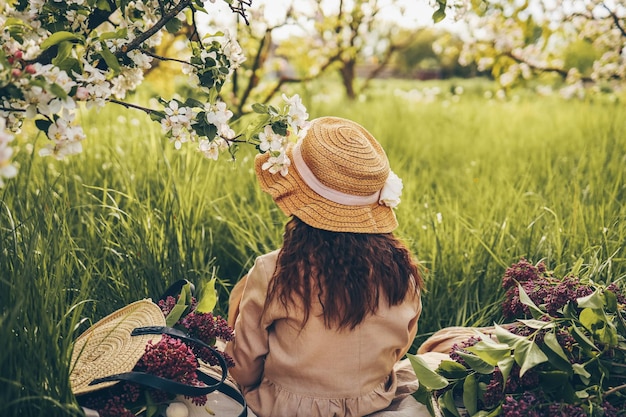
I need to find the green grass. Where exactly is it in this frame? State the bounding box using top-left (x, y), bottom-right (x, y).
top-left (1, 77), bottom-right (625, 416)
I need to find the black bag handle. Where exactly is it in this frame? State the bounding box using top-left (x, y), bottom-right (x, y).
top-left (89, 327), bottom-right (248, 416)
top-left (159, 279), bottom-right (195, 302)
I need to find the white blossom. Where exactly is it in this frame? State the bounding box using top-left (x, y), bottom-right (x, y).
top-left (282, 93), bottom-right (310, 137)
top-left (198, 139), bottom-right (220, 161)
top-left (0, 118), bottom-right (18, 187)
top-left (258, 125), bottom-right (285, 152)
top-left (262, 151), bottom-right (291, 177)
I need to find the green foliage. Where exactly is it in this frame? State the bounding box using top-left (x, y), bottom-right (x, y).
top-left (394, 29), bottom-right (439, 73)
top-left (412, 275), bottom-right (626, 416)
top-left (564, 40), bottom-right (600, 77)
top-left (2, 77), bottom-right (626, 416)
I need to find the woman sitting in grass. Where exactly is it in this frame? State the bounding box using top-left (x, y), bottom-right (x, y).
top-left (225, 116), bottom-right (426, 417)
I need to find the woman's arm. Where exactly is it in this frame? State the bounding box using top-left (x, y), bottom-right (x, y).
top-left (399, 291), bottom-right (422, 359)
top-left (224, 256), bottom-right (272, 387)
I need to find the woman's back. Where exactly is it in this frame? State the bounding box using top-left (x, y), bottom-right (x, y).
top-left (227, 250), bottom-right (422, 416)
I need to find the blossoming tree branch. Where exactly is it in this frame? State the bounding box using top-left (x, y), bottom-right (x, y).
top-left (0, 0), bottom-right (310, 187)
top-left (446, 0), bottom-right (626, 97)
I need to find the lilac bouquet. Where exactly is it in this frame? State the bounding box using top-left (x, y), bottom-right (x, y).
top-left (411, 259), bottom-right (626, 417)
top-left (78, 284), bottom-right (234, 417)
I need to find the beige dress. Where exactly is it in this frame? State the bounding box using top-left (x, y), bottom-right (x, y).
top-left (224, 250), bottom-right (423, 417)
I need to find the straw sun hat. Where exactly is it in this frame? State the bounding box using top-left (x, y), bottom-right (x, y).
top-left (255, 116), bottom-right (403, 233)
top-left (69, 299), bottom-right (166, 395)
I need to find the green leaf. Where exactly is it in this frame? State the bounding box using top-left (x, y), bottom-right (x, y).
top-left (53, 56), bottom-right (80, 74)
top-left (438, 359), bottom-right (470, 379)
top-left (467, 339), bottom-right (512, 366)
top-left (463, 374), bottom-right (478, 416)
top-left (575, 389), bottom-right (590, 399)
top-left (484, 406), bottom-right (503, 417)
top-left (144, 391), bottom-right (159, 417)
top-left (271, 120), bottom-right (288, 136)
top-left (597, 319), bottom-right (618, 347)
top-left (41, 31), bottom-right (84, 51)
top-left (563, 302), bottom-right (579, 319)
top-left (195, 278), bottom-right (217, 313)
top-left (98, 28), bottom-right (129, 41)
top-left (251, 103), bottom-right (267, 114)
top-left (440, 389), bottom-right (460, 417)
top-left (514, 339), bottom-right (548, 377)
top-left (413, 382), bottom-right (434, 406)
top-left (432, 0), bottom-right (447, 23)
top-left (165, 18), bottom-right (183, 34)
top-left (577, 289), bottom-right (605, 309)
top-left (494, 323), bottom-right (528, 346)
top-left (572, 363), bottom-right (591, 380)
top-left (517, 319), bottom-right (556, 330)
top-left (35, 119), bottom-right (53, 133)
top-left (543, 332), bottom-right (569, 362)
top-left (568, 257), bottom-right (584, 277)
top-left (406, 353), bottom-right (450, 390)
top-left (51, 41), bottom-right (73, 64)
top-left (96, 0), bottom-right (112, 11)
top-left (605, 290), bottom-right (618, 312)
top-left (165, 283), bottom-right (191, 327)
top-left (579, 307), bottom-right (605, 333)
top-left (149, 111), bottom-right (166, 122)
top-left (497, 356), bottom-right (515, 390)
top-left (99, 41), bottom-right (121, 73)
top-left (518, 284), bottom-right (545, 317)
top-left (184, 97), bottom-right (205, 109)
top-left (570, 324), bottom-right (599, 354)
top-left (456, 351), bottom-right (495, 374)
top-left (536, 370), bottom-right (570, 391)
top-left (49, 83), bottom-right (68, 100)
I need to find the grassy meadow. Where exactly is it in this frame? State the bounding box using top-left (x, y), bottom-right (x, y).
top-left (1, 77), bottom-right (625, 416)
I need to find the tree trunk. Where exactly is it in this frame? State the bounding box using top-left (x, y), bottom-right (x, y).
top-left (340, 59), bottom-right (357, 100)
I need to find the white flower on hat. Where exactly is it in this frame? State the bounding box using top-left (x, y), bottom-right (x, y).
top-left (262, 151), bottom-right (291, 177)
top-left (379, 171), bottom-right (403, 208)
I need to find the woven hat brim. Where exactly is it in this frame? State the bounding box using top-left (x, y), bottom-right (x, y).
top-left (255, 146), bottom-right (398, 233)
top-left (70, 299), bottom-right (166, 395)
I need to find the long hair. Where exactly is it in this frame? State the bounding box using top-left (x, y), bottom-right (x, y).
top-left (265, 217), bottom-right (424, 330)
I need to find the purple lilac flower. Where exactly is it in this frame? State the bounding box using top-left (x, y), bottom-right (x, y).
top-left (501, 258), bottom-right (546, 290)
top-left (546, 402), bottom-right (587, 417)
top-left (501, 392), bottom-right (542, 417)
top-left (135, 334), bottom-right (207, 406)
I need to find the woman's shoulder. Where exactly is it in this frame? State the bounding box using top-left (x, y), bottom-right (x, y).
top-left (255, 248), bottom-right (280, 268)
top-left (247, 249), bottom-right (281, 280)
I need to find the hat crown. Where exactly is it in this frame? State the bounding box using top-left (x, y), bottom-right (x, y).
top-left (300, 117), bottom-right (389, 196)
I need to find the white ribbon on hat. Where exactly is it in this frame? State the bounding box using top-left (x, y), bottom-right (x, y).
top-left (292, 141), bottom-right (382, 206)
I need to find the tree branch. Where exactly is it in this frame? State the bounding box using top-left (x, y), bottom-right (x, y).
top-left (603, 383), bottom-right (626, 398)
top-left (505, 51), bottom-right (593, 83)
top-left (237, 28), bottom-right (271, 115)
top-left (107, 98), bottom-right (158, 115)
top-left (142, 49), bottom-right (197, 67)
top-left (602, 3), bottom-right (626, 38)
top-left (260, 49), bottom-right (343, 105)
top-left (228, 0), bottom-right (252, 25)
top-left (119, 0), bottom-right (193, 56)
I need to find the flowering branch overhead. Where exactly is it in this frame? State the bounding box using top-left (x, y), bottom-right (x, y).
top-left (0, 0), bottom-right (309, 188)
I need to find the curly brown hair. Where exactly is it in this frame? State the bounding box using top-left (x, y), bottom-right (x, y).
top-left (265, 217), bottom-right (424, 330)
